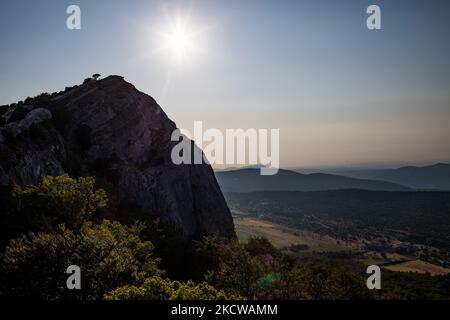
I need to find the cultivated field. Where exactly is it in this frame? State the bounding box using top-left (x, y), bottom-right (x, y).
top-left (383, 260), bottom-right (450, 276)
top-left (234, 216), bottom-right (355, 252)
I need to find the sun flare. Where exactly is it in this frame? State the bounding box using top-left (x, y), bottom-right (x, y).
top-left (166, 25), bottom-right (190, 62)
top-left (155, 13), bottom-right (202, 64)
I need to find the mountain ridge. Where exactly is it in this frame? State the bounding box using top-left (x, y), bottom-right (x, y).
top-left (332, 163), bottom-right (450, 190)
top-left (215, 168), bottom-right (411, 192)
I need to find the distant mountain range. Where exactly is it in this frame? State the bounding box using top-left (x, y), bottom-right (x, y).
top-left (215, 168), bottom-right (411, 192)
top-left (331, 163), bottom-right (450, 190)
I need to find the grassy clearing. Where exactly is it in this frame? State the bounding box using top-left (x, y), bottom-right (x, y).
top-left (383, 260), bottom-right (450, 276)
top-left (234, 216), bottom-right (354, 252)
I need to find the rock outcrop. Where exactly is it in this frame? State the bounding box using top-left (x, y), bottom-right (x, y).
top-left (0, 75), bottom-right (235, 238)
top-left (5, 108), bottom-right (52, 138)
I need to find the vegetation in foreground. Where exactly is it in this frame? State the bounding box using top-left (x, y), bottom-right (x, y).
top-left (0, 175), bottom-right (449, 300)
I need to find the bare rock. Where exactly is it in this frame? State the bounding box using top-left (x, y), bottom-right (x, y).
top-left (5, 108), bottom-right (52, 137)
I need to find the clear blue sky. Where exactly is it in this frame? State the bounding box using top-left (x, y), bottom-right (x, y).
top-left (1, 0), bottom-right (449, 168)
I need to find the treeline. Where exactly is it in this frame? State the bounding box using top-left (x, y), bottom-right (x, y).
top-left (0, 176), bottom-right (449, 300)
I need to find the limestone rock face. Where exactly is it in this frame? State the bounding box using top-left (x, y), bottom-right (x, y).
top-left (6, 108), bottom-right (52, 137)
top-left (0, 76), bottom-right (235, 238)
top-left (0, 108), bottom-right (65, 185)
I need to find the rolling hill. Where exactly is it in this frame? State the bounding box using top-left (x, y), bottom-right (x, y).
top-left (215, 168), bottom-right (411, 192)
top-left (333, 163), bottom-right (450, 190)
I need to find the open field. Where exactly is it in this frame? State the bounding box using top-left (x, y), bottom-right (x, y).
top-left (383, 260), bottom-right (450, 276)
top-left (234, 216), bottom-right (355, 252)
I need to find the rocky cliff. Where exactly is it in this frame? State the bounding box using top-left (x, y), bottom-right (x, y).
top-left (0, 75), bottom-right (235, 238)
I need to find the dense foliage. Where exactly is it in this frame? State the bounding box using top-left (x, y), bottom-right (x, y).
top-left (0, 220), bottom-right (161, 299)
top-left (0, 175), bottom-right (107, 248)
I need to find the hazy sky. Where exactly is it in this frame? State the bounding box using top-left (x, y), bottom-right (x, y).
top-left (1, 0), bottom-right (449, 169)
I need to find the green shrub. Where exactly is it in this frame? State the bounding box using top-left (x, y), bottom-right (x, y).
top-left (105, 276), bottom-right (240, 300)
top-left (9, 175), bottom-right (107, 232)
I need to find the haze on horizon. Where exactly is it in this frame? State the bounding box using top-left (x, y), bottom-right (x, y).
top-left (1, 0), bottom-right (449, 169)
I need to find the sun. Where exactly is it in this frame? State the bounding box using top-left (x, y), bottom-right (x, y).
top-left (155, 13), bottom-right (201, 65)
top-left (166, 23), bottom-right (191, 62)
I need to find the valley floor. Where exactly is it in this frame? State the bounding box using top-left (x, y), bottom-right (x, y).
top-left (233, 213), bottom-right (450, 276)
